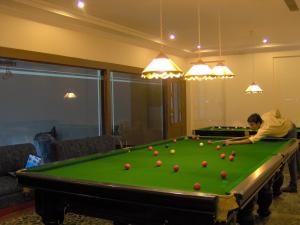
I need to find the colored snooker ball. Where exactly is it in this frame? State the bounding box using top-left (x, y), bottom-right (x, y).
top-left (201, 161), bottom-right (208, 167)
top-left (173, 138), bottom-right (177, 143)
top-left (199, 142), bottom-right (204, 147)
top-left (207, 140), bottom-right (213, 144)
top-left (165, 144), bottom-right (169, 148)
top-left (220, 170), bottom-right (227, 179)
top-left (153, 150), bottom-right (159, 156)
top-left (170, 149), bottom-right (176, 155)
top-left (148, 146), bottom-right (153, 151)
top-left (216, 145), bottom-right (221, 150)
top-left (156, 160), bottom-right (162, 167)
top-left (124, 163), bottom-right (131, 170)
top-left (173, 164), bottom-right (180, 172)
top-left (220, 153), bottom-right (226, 159)
top-left (193, 182), bottom-right (201, 190)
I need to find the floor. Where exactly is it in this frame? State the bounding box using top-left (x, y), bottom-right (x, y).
top-left (0, 166), bottom-right (299, 225)
top-left (252, 166), bottom-right (300, 225)
top-left (259, 188), bottom-right (300, 225)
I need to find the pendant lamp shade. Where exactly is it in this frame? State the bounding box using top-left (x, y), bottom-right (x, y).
top-left (211, 63), bottom-right (236, 79)
top-left (245, 82), bottom-right (263, 94)
top-left (184, 59), bottom-right (212, 81)
top-left (141, 52), bottom-right (183, 79)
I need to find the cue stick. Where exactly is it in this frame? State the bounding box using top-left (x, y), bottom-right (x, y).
top-left (211, 136), bottom-right (249, 143)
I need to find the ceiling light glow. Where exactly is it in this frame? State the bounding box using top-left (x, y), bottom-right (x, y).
top-left (77, 0), bottom-right (85, 9)
top-left (169, 34), bottom-right (176, 40)
top-left (262, 38), bottom-right (268, 44)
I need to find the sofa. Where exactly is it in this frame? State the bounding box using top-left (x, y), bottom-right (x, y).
top-left (53, 135), bottom-right (123, 161)
top-left (0, 135), bottom-right (122, 208)
top-left (0, 143), bottom-right (36, 208)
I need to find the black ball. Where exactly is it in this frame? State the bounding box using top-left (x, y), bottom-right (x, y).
top-left (165, 144), bottom-right (169, 148)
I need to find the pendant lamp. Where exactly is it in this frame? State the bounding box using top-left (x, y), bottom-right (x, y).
top-left (142, 0), bottom-right (183, 79)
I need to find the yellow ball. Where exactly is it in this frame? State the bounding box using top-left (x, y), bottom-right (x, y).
top-left (170, 149), bottom-right (176, 154)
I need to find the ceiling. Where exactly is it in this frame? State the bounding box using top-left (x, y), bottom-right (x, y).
top-left (1, 0), bottom-right (300, 57)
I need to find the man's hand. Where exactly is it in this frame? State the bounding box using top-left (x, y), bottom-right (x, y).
top-left (224, 140), bottom-right (233, 146)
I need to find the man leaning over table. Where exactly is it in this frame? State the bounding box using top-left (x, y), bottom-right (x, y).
top-left (224, 109), bottom-right (299, 225)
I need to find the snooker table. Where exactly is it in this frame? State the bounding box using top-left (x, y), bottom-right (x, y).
top-left (17, 137), bottom-right (298, 225)
top-left (194, 126), bottom-right (300, 138)
top-left (193, 126), bottom-right (257, 137)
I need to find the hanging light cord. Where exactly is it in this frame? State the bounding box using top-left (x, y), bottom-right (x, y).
top-left (218, 12), bottom-right (222, 58)
top-left (252, 31), bottom-right (255, 82)
top-left (160, 0), bottom-right (163, 46)
top-left (250, 30), bottom-right (255, 81)
top-left (197, 1), bottom-right (201, 57)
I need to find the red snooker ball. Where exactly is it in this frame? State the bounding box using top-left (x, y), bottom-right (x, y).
top-left (193, 182), bottom-right (201, 190)
top-left (156, 160), bottom-right (162, 167)
top-left (148, 146), bottom-right (153, 151)
top-left (229, 155), bottom-right (235, 161)
top-left (231, 151), bottom-right (236, 156)
top-left (153, 150), bottom-right (159, 156)
top-left (216, 145), bottom-right (221, 150)
top-left (124, 163), bottom-right (131, 170)
top-left (173, 164), bottom-right (180, 172)
top-left (173, 138), bottom-right (177, 143)
top-left (220, 170), bottom-right (227, 179)
top-left (201, 161), bottom-right (208, 167)
top-left (207, 140), bottom-right (213, 144)
top-left (220, 153), bottom-right (226, 159)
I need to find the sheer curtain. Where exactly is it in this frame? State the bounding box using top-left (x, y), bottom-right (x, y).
top-left (110, 71), bottom-right (163, 146)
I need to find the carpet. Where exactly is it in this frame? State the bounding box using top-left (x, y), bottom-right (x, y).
top-left (0, 212), bottom-right (113, 225)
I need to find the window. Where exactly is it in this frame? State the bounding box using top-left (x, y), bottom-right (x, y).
top-left (111, 72), bottom-right (163, 145)
top-left (0, 58), bottom-right (102, 146)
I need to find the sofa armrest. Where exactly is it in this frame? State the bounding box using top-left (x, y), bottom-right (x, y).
top-left (0, 143), bottom-right (37, 176)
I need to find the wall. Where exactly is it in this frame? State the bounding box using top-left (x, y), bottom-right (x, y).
top-left (186, 50), bottom-right (300, 135)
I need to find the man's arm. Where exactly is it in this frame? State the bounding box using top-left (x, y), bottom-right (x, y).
top-left (225, 126), bottom-right (269, 145)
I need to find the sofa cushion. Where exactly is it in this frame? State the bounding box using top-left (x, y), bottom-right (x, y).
top-left (87, 135), bottom-right (118, 153)
top-left (0, 143), bottom-right (37, 176)
top-left (54, 135), bottom-right (122, 161)
top-left (0, 176), bottom-right (22, 197)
